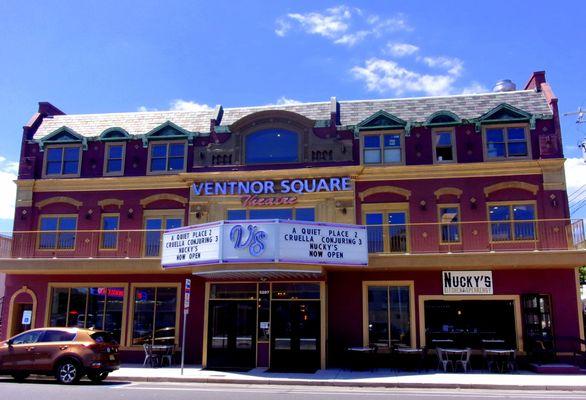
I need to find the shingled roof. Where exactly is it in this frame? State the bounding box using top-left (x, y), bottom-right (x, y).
top-left (32, 89), bottom-right (552, 140)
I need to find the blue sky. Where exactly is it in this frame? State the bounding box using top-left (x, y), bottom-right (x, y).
top-left (0, 0), bottom-right (585, 231)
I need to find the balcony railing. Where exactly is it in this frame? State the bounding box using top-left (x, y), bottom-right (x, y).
top-left (0, 219), bottom-right (584, 260)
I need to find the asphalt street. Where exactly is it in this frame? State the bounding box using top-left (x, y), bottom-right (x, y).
top-left (1, 378), bottom-right (586, 399)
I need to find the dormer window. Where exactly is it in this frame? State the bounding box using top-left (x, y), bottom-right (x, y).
top-left (362, 132), bottom-right (404, 165)
top-left (44, 145), bottom-right (81, 177)
top-left (433, 129), bottom-right (456, 163)
top-left (104, 143), bottom-right (125, 176)
top-left (484, 125), bottom-right (530, 160)
top-left (148, 141), bottom-right (187, 174)
top-left (245, 129), bottom-right (299, 164)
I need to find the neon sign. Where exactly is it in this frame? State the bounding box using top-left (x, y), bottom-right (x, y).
top-left (229, 224), bottom-right (267, 256)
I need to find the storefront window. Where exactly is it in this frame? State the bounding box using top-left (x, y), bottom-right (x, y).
top-left (245, 129), bottom-right (299, 164)
top-left (48, 286), bottom-right (125, 343)
top-left (131, 286), bottom-right (178, 346)
top-left (489, 203), bottom-right (536, 241)
top-left (424, 300), bottom-right (517, 349)
top-left (367, 285), bottom-right (411, 351)
top-left (272, 283), bottom-right (320, 300)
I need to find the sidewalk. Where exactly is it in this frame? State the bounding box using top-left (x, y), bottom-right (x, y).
top-left (108, 364), bottom-right (586, 391)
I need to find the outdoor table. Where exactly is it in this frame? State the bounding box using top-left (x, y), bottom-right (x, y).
top-left (442, 348), bottom-right (468, 363)
top-left (150, 345), bottom-right (175, 367)
top-left (483, 349), bottom-right (516, 373)
top-left (395, 347), bottom-right (426, 371)
top-left (346, 346), bottom-right (376, 371)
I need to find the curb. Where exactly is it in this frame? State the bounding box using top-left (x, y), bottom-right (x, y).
top-left (107, 375), bottom-right (586, 392)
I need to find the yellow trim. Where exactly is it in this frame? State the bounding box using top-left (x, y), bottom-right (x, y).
top-left (359, 185), bottom-right (412, 201)
top-left (103, 142), bottom-right (126, 177)
top-left (202, 281), bottom-right (210, 368)
top-left (140, 193), bottom-right (188, 208)
top-left (320, 281), bottom-right (327, 369)
top-left (360, 130), bottom-right (406, 166)
top-left (437, 204), bottom-right (462, 245)
top-left (99, 213), bottom-right (120, 250)
top-left (432, 128), bottom-right (457, 164)
top-left (126, 282), bottom-right (182, 348)
top-left (486, 200), bottom-right (538, 243)
top-left (146, 140), bottom-right (188, 175)
top-left (484, 181), bottom-right (539, 197)
top-left (434, 187), bottom-right (463, 200)
top-left (482, 123), bottom-right (532, 161)
top-left (41, 144), bottom-right (82, 179)
top-left (418, 294), bottom-right (524, 352)
top-left (44, 282), bottom-right (129, 346)
top-left (362, 281), bottom-right (416, 349)
top-left (6, 286), bottom-right (38, 338)
top-left (97, 198), bottom-right (124, 209)
top-left (36, 196), bottom-right (83, 210)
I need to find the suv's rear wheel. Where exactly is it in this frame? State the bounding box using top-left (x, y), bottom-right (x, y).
top-left (55, 360), bottom-right (82, 384)
top-left (11, 372), bottom-right (30, 382)
top-left (87, 371), bottom-right (109, 383)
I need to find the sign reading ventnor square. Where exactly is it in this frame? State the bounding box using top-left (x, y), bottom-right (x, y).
top-left (442, 271), bottom-right (493, 295)
top-left (161, 220), bottom-right (368, 268)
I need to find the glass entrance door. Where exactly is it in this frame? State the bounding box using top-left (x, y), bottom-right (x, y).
top-left (207, 300), bottom-right (256, 370)
top-left (270, 301), bottom-right (321, 371)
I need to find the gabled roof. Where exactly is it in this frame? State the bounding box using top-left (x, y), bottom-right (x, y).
top-left (32, 89), bottom-right (553, 141)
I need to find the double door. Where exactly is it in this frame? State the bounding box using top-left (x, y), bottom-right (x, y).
top-left (270, 301), bottom-right (320, 371)
top-left (207, 300), bottom-right (256, 370)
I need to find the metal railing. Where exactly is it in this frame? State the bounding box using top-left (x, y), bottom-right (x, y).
top-left (0, 218), bottom-right (584, 259)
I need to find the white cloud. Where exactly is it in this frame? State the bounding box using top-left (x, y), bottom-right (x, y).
top-left (460, 81), bottom-right (489, 94)
top-left (276, 6), bottom-right (410, 47)
top-left (274, 97), bottom-right (302, 106)
top-left (351, 58), bottom-right (456, 96)
top-left (566, 158), bottom-right (586, 218)
top-left (137, 105), bottom-right (157, 112)
top-left (0, 156), bottom-right (18, 224)
top-left (386, 42), bottom-right (419, 57)
top-left (169, 100), bottom-right (213, 112)
top-left (421, 56), bottom-right (463, 76)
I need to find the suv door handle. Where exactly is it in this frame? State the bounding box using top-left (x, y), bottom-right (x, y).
top-left (26, 346), bottom-right (35, 351)
top-left (59, 346), bottom-right (68, 350)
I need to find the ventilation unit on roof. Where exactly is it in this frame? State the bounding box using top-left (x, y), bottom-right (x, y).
top-left (493, 79), bottom-right (517, 92)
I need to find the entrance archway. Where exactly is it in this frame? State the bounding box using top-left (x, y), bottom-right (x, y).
top-left (6, 286), bottom-right (37, 338)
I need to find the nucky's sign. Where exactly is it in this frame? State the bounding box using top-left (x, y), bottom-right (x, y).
top-left (192, 177), bottom-right (352, 196)
top-left (442, 271), bottom-right (493, 295)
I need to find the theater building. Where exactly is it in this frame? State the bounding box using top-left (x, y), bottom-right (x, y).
top-left (1, 71), bottom-right (585, 371)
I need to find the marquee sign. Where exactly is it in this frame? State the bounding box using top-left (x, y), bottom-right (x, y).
top-left (161, 219), bottom-right (368, 268)
top-left (442, 271), bottom-right (493, 295)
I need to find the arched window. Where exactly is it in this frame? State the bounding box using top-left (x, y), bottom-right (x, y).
top-left (245, 129), bottom-right (299, 164)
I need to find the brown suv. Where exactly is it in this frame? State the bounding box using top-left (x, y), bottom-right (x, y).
top-left (0, 328), bottom-right (120, 384)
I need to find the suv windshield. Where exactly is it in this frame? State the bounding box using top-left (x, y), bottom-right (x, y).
top-left (90, 331), bottom-right (117, 344)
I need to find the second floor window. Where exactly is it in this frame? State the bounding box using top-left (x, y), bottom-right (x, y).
top-left (439, 206), bottom-right (460, 243)
top-left (39, 215), bottom-right (77, 250)
top-left (489, 203), bottom-right (536, 241)
top-left (45, 146), bottom-right (81, 176)
top-left (485, 126), bottom-right (529, 159)
top-left (363, 133), bottom-right (403, 165)
top-left (144, 215), bottom-right (183, 256)
top-left (100, 214), bottom-right (120, 250)
top-left (104, 143), bottom-right (125, 175)
top-left (364, 210), bottom-right (408, 253)
top-left (149, 142), bottom-right (186, 173)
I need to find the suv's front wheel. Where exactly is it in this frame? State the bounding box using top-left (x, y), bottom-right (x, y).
top-left (55, 360), bottom-right (82, 384)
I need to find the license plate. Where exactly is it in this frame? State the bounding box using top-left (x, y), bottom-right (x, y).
top-left (109, 355), bottom-right (115, 361)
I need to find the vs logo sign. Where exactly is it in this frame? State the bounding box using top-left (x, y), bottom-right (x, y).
top-left (229, 224), bottom-right (267, 256)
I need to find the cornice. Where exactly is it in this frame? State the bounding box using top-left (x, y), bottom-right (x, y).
top-left (16, 159), bottom-right (566, 193)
